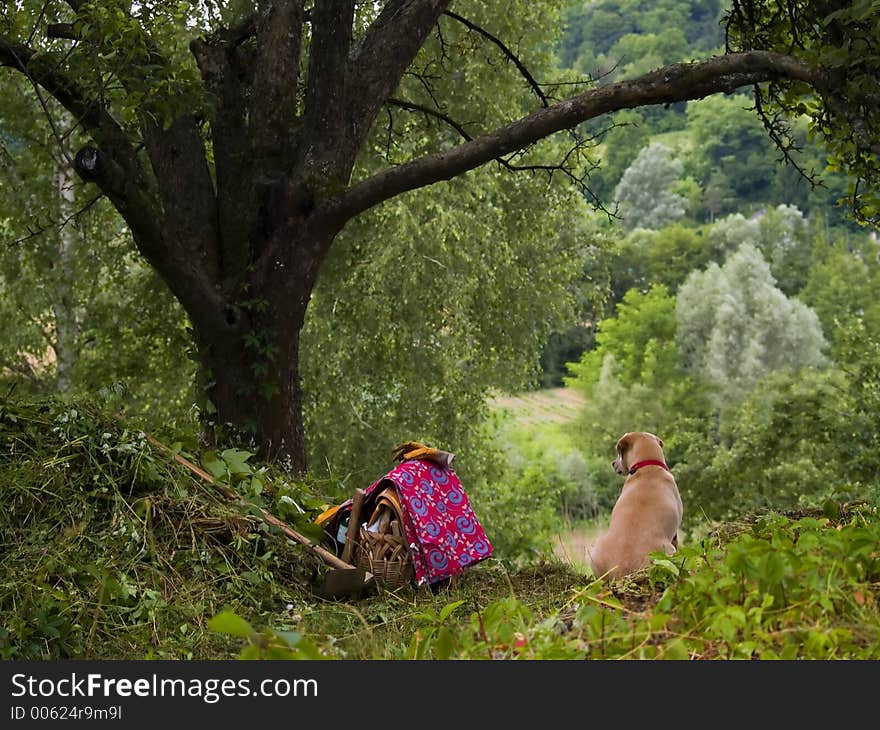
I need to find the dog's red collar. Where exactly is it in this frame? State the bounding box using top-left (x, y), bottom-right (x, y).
top-left (628, 459), bottom-right (670, 475)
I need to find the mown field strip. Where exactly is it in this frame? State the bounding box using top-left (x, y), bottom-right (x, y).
top-left (490, 387), bottom-right (585, 425)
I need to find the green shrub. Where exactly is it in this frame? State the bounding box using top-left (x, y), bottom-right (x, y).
top-left (401, 507), bottom-right (880, 659)
top-left (0, 396), bottom-right (322, 659)
top-left (675, 319), bottom-right (880, 525)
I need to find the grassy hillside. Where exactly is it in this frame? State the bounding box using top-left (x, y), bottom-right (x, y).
top-left (3, 395), bottom-right (878, 659)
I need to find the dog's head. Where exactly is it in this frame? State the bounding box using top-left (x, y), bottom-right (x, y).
top-left (612, 431), bottom-right (665, 475)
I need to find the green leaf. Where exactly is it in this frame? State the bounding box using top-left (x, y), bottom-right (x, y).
top-left (292, 637), bottom-right (328, 660)
top-left (660, 638), bottom-right (690, 660)
top-left (274, 631), bottom-right (302, 648)
top-left (208, 611), bottom-right (254, 637)
top-left (439, 600), bottom-right (466, 622)
top-left (201, 451), bottom-right (226, 479)
top-left (221, 448), bottom-right (254, 476)
top-left (238, 645), bottom-right (260, 660)
top-left (240, 571), bottom-right (261, 585)
top-left (434, 627), bottom-right (455, 660)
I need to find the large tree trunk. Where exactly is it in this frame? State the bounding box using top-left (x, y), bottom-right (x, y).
top-left (198, 312), bottom-right (309, 473)
top-left (191, 218), bottom-right (337, 474)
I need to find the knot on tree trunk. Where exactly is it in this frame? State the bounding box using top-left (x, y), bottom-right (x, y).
top-left (74, 146), bottom-right (102, 181)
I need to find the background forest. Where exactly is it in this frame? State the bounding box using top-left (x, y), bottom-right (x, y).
top-left (2, 0), bottom-right (879, 660)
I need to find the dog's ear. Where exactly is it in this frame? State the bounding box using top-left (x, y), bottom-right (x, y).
top-left (615, 433), bottom-right (632, 456)
top-left (656, 436), bottom-right (664, 448)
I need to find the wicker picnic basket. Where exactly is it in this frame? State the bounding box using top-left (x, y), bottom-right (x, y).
top-left (355, 486), bottom-right (414, 587)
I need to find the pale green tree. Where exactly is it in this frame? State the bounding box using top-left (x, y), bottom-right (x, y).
top-left (709, 204), bottom-right (812, 294)
top-left (676, 243), bottom-right (827, 403)
top-left (614, 143), bottom-right (687, 231)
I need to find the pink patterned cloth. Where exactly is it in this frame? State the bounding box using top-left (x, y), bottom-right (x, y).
top-left (331, 460), bottom-right (493, 586)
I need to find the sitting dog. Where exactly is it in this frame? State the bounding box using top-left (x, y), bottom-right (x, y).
top-left (589, 431), bottom-right (683, 580)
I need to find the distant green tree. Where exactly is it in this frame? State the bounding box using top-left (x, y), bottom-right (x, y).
top-left (676, 243), bottom-right (827, 403)
top-left (709, 204), bottom-right (813, 295)
top-left (608, 28), bottom-right (689, 79)
top-left (590, 109), bottom-right (652, 201)
top-left (674, 366), bottom-right (847, 522)
top-left (614, 143), bottom-right (687, 230)
top-left (561, 0), bottom-right (724, 79)
top-left (758, 204), bottom-right (814, 295)
top-left (566, 284), bottom-right (678, 392)
top-left (702, 170), bottom-right (737, 224)
top-left (539, 326), bottom-right (596, 389)
top-left (608, 223), bottom-right (713, 301)
top-left (799, 237), bottom-right (880, 352)
top-left (684, 94), bottom-right (779, 212)
top-left (675, 318), bottom-right (880, 523)
top-left (565, 282), bottom-right (711, 504)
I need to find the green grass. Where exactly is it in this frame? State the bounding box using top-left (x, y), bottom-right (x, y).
top-left (4, 394), bottom-right (879, 660)
top-left (0, 396), bottom-right (323, 659)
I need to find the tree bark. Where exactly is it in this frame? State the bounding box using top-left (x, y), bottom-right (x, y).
top-left (51, 118), bottom-right (79, 393)
top-left (192, 212), bottom-right (338, 474)
top-left (51, 170), bottom-right (79, 392)
top-left (197, 315), bottom-right (309, 473)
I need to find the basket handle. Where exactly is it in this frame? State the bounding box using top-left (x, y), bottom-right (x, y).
top-left (341, 488), bottom-right (365, 564)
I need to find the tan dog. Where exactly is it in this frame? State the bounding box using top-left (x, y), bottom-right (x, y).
top-left (589, 432), bottom-right (683, 580)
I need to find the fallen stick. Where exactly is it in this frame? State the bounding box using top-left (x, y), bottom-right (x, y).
top-left (144, 434), bottom-right (355, 572)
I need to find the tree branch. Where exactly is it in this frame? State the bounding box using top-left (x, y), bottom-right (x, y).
top-left (442, 10), bottom-right (548, 107)
top-left (342, 0), bottom-right (451, 173)
top-left (334, 51), bottom-right (825, 219)
top-left (1, 33), bottom-right (225, 333)
top-left (499, 133), bottom-right (610, 216)
top-left (0, 36), bottom-right (139, 171)
top-left (250, 0), bottom-right (305, 167)
top-left (0, 34), bottom-right (162, 256)
top-left (752, 82), bottom-right (819, 188)
top-left (384, 96), bottom-right (610, 211)
top-left (386, 97), bottom-right (473, 141)
top-left (299, 0), bottom-right (354, 180)
top-left (73, 145), bottom-right (232, 337)
top-left (55, 2), bottom-right (224, 283)
top-left (10, 193), bottom-right (104, 246)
